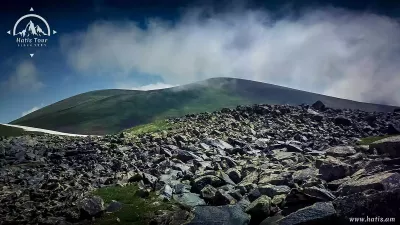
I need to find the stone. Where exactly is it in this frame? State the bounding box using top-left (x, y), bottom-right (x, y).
top-left (79, 196), bottom-right (105, 217)
top-left (259, 184), bottom-right (291, 198)
top-left (186, 204), bottom-right (250, 225)
top-left (303, 186), bottom-right (336, 201)
top-left (200, 185), bottom-right (217, 201)
top-left (214, 189), bottom-right (237, 205)
top-left (248, 188), bottom-right (262, 202)
top-left (333, 188), bottom-right (400, 219)
top-left (260, 214), bottom-right (285, 225)
top-left (317, 157), bottom-right (351, 182)
top-left (226, 168), bottom-right (242, 184)
top-left (369, 135), bottom-right (400, 157)
top-left (292, 168), bottom-right (318, 183)
top-left (173, 192), bottom-right (206, 208)
top-left (387, 123), bottom-right (400, 135)
top-left (334, 116), bottom-right (352, 126)
top-left (325, 146), bottom-right (356, 157)
top-left (337, 172), bottom-right (400, 195)
top-left (177, 150), bottom-right (203, 162)
top-left (192, 175), bottom-right (225, 193)
top-left (311, 100), bottom-right (326, 111)
top-left (245, 195), bottom-right (272, 221)
top-left (276, 202), bottom-right (337, 225)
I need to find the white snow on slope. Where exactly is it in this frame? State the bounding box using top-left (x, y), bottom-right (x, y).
top-left (0, 123), bottom-right (90, 137)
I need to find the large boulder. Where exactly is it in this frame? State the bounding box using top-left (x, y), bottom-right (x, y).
top-left (317, 157), bottom-right (352, 182)
top-left (245, 195), bottom-right (272, 222)
top-left (311, 100), bottom-right (326, 111)
top-left (186, 204), bottom-right (250, 225)
top-left (333, 188), bottom-right (400, 221)
top-left (387, 123), bottom-right (400, 135)
top-left (79, 196), bottom-right (105, 218)
top-left (337, 172), bottom-right (400, 195)
top-left (276, 202), bottom-right (337, 225)
top-left (334, 116), bottom-right (352, 126)
top-left (369, 135), bottom-right (400, 157)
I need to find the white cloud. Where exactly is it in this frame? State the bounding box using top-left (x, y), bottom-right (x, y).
top-left (2, 60), bottom-right (44, 91)
top-left (60, 7), bottom-right (400, 105)
top-left (116, 82), bottom-right (175, 90)
top-left (21, 103), bottom-right (44, 116)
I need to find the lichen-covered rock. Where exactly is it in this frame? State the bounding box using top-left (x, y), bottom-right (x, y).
top-left (369, 136), bottom-right (400, 157)
top-left (245, 195), bottom-right (272, 221)
top-left (337, 172), bottom-right (400, 195)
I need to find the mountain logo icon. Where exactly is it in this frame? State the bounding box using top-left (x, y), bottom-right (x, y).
top-left (7, 8), bottom-right (57, 38)
top-left (17, 20), bottom-right (48, 37)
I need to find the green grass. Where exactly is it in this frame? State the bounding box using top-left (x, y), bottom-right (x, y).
top-left (92, 184), bottom-right (176, 225)
top-left (124, 120), bottom-right (177, 136)
top-left (358, 135), bottom-right (394, 145)
top-left (0, 124), bottom-right (41, 137)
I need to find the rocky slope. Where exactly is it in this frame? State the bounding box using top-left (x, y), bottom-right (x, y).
top-left (1, 101), bottom-right (400, 225)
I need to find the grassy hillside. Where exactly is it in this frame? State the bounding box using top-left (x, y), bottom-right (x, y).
top-left (0, 124), bottom-right (42, 137)
top-left (11, 77), bottom-right (399, 135)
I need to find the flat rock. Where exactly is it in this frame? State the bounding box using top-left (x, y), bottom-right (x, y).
top-left (276, 202), bottom-right (337, 225)
top-left (325, 146), bottom-right (356, 157)
top-left (337, 172), bottom-right (400, 195)
top-left (186, 204), bottom-right (250, 225)
top-left (369, 135), bottom-right (400, 157)
top-left (173, 192), bottom-right (206, 208)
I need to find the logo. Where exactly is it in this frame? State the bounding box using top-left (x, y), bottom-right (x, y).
top-left (7, 7), bottom-right (57, 57)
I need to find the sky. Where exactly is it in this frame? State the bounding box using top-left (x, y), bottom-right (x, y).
top-left (1, 0), bottom-right (400, 123)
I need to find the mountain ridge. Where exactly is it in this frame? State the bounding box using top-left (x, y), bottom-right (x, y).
top-left (11, 77), bottom-right (399, 135)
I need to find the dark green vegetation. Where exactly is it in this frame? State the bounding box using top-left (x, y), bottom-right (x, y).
top-left (358, 135), bottom-right (394, 145)
top-left (11, 77), bottom-right (399, 135)
top-left (0, 124), bottom-right (40, 137)
top-left (91, 184), bottom-right (176, 225)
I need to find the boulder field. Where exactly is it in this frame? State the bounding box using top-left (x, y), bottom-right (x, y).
top-left (1, 102), bottom-right (400, 224)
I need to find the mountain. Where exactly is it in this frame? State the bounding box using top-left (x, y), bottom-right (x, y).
top-left (10, 77), bottom-right (399, 135)
top-left (17, 20), bottom-right (46, 37)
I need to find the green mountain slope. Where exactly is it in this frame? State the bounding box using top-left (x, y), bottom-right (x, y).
top-left (11, 77), bottom-right (398, 135)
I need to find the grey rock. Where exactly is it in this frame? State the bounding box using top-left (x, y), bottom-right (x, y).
top-left (192, 175), bottom-right (225, 193)
top-left (325, 146), bottom-right (356, 157)
top-left (369, 136), bottom-right (400, 157)
top-left (276, 202), bottom-right (337, 225)
top-left (173, 192), bottom-right (206, 207)
top-left (334, 116), bottom-right (352, 126)
top-left (79, 196), bottom-right (105, 217)
top-left (337, 172), bottom-right (400, 195)
top-left (245, 195), bottom-right (272, 221)
top-left (259, 185), bottom-right (291, 198)
top-left (226, 168), bottom-right (242, 184)
top-left (186, 204), bottom-right (250, 225)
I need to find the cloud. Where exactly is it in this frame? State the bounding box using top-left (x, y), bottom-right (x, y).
top-left (1, 60), bottom-right (44, 91)
top-left (116, 82), bottom-right (175, 90)
top-left (60, 7), bottom-right (400, 105)
top-left (21, 103), bottom-right (44, 116)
